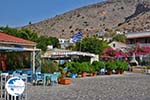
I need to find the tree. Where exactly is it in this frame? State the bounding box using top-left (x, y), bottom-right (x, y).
top-left (41, 60), bottom-right (58, 73)
top-left (75, 37), bottom-right (109, 54)
top-left (0, 26), bottom-right (60, 51)
top-left (0, 27), bottom-right (39, 41)
top-left (48, 37), bottom-right (60, 48)
top-left (112, 34), bottom-right (126, 43)
top-left (0, 26), bottom-right (20, 37)
top-left (36, 36), bottom-right (60, 51)
top-left (19, 28), bottom-right (39, 41)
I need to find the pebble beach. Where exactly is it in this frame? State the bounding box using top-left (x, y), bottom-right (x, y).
top-left (27, 72), bottom-right (150, 100)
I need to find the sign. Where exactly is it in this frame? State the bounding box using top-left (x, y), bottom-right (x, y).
top-left (5, 77), bottom-right (25, 96)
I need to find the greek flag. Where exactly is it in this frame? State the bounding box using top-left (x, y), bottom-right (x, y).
top-left (71, 32), bottom-right (82, 43)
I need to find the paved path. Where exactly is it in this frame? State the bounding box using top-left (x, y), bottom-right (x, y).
top-left (27, 73), bottom-right (150, 100)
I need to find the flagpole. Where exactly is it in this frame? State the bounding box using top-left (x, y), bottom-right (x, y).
top-left (79, 40), bottom-right (82, 51)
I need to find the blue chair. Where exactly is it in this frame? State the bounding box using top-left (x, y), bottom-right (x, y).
top-left (21, 74), bottom-right (28, 82)
top-left (7, 70), bottom-right (14, 75)
top-left (71, 73), bottom-right (77, 78)
top-left (50, 74), bottom-right (59, 86)
top-left (53, 72), bottom-right (61, 77)
top-left (53, 72), bottom-right (61, 82)
top-left (43, 73), bottom-right (52, 86)
top-left (34, 72), bottom-right (44, 85)
top-left (27, 70), bottom-right (32, 75)
top-left (22, 70), bottom-right (32, 82)
top-left (13, 70), bottom-right (23, 75)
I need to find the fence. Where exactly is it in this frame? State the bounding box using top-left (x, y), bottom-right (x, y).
top-left (0, 74), bottom-right (28, 100)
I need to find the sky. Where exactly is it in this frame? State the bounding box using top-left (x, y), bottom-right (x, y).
top-left (0, 0), bottom-right (105, 27)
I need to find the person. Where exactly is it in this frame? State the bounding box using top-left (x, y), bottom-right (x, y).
top-left (128, 63), bottom-right (132, 72)
top-left (0, 54), bottom-right (7, 72)
top-left (1, 60), bottom-right (6, 71)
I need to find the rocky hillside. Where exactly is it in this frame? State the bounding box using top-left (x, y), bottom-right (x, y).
top-left (23, 0), bottom-right (150, 38)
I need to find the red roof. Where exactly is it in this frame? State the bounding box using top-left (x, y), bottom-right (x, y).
top-left (0, 32), bottom-right (36, 45)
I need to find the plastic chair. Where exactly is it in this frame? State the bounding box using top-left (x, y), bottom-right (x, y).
top-left (53, 72), bottom-right (61, 77)
top-left (34, 72), bottom-right (44, 85)
top-left (22, 70), bottom-right (32, 82)
top-left (71, 73), bottom-right (77, 78)
top-left (13, 70), bottom-right (23, 75)
top-left (50, 74), bottom-right (59, 86)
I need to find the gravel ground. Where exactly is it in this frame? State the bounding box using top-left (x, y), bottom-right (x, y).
top-left (27, 72), bottom-right (150, 100)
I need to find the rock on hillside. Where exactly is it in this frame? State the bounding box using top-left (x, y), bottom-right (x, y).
top-left (23, 0), bottom-right (150, 39)
top-left (116, 11), bottom-right (150, 32)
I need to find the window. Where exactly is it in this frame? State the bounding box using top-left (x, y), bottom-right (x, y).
top-left (113, 43), bottom-right (116, 48)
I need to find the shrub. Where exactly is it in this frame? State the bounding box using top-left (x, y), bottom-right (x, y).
top-left (65, 62), bottom-right (80, 74)
top-left (115, 61), bottom-right (128, 71)
top-left (92, 61), bottom-right (105, 72)
top-left (105, 61), bottom-right (116, 71)
top-left (121, 61), bottom-right (128, 71)
top-left (81, 62), bottom-right (90, 72)
top-left (41, 60), bottom-right (58, 73)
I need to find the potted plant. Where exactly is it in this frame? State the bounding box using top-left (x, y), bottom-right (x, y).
top-left (115, 61), bottom-right (121, 74)
top-left (92, 61), bottom-right (105, 75)
top-left (66, 62), bottom-right (79, 78)
top-left (41, 60), bottom-right (58, 73)
top-left (58, 67), bottom-right (72, 85)
top-left (87, 64), bottom-right (96, 76)
top-left (120, 61), bottom-right (128, 74)
top-left (91, 66), bottom-right (97, 76)
top-left (58, 78), bottom-right (72, 85)
top-left (115, 61), bottom-right (128, 74)
top-left (81, 62), bottom-right (89, 77)
top-left (105, 61), bottom-right (116, 75)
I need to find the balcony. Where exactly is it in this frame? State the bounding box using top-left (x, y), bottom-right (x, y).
top-left (127, 43), bottom-right (150, 47)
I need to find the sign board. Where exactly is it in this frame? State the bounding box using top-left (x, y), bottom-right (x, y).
top-left (5, 77), bottom-right (25, 96)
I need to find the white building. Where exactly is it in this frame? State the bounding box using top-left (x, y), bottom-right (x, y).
top-left (109, 41), bottom-right (127, 52)
top-left (58, 38), bottom-right (72, 49)
top-left (125, 31), bottom-right (150, 47)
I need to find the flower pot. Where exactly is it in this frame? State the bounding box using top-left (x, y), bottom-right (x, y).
top-left (119, 70), bottom-right (124, 74)
top-left (93, 73), bottom-right (97, 76)
top-left (116, 70), bottom-right (120, 74)
top-left (81, 72), bottom-right (87, 77)
top-left (58, 78), bottom-right (72, 85)
top-left (91, 73), bottom-right (96, 76)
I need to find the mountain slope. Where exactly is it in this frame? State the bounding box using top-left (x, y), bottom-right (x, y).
top-left (23, 0), bottom-right (150, 38)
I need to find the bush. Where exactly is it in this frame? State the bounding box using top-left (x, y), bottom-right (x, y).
top-left (115, 60), bottom-right (128, 71)
top-left (105, 61), bottom-right (116, 71)
top-left (81, 62), bottom-right (90, 72)
top-left (92, 61), bottom-right (105, 72)
top-left (41, 60), bottom-right (58, 73)
top-left (65, 62), bottom-right (80, 74)
top-left (65, 61), bottom-right (96, 74)
top-left (121, 61), bottom-right (128, 71)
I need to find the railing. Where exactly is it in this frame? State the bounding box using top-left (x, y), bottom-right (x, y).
top-left (51, 51), bottom-right (96, 57)
top-left (128, 43), bottom-right (150, 47)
